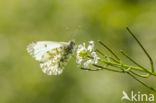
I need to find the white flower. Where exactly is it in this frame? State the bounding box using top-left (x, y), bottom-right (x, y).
top-left (76, 56), bottom-right (83, 64)
top-left (76, 43), bottom-right (87, 64)
top-left (91, 52), bottom-right (100, 64)
top-left (76, 41), bottom-right (100, 68)
top-left (77, 43), bottom-right (87, 54)
top-left (87, 41), bottom-right (95, 52)
top-left (83, 60), bottom-right (94, 68)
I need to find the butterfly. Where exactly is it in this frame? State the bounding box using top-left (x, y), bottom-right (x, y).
top-left (27, 40), bottom-right (75, 75)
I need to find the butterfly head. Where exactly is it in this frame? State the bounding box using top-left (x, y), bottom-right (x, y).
top-left (67, 40), bottom-right (76, 54)
top-left (69, 40), bottom-right (75, 46)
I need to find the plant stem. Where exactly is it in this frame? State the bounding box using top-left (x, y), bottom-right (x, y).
top-left (120, 50), bottom-right (151, 75)
top-left (99, 59), bottom-right (156, 76)
top-left (93, 64), bottom-right (124, 73)
top-left (127, 72), bottom-right (156, 92)
top-left (130, 71), bottom-right (150, 78)
top-left (98, 40), bottom-right (120, 61)
top-left (81, 64), bottom-right (124, 73)
top-left (126, 27), bottom-right (154, 72)
top-left (108, 57), bottom-right (120, 63)
top-left (96, 49), bottom-right (105, 56)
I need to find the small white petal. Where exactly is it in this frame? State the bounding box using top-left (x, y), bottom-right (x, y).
top-left (76, 43), bottom-right (87, 65)
top-left (87, 41), bottom-right (95, 52)
top-left (83, 60), bottom-right (93, 68)
top-left (91, 52), bottom-right (100, 64)
top-left (76, 56), bottom-right (83, 64)
top-left (91, 52), bottom-right (97, 57)
top-left (77, 44), bottom-right (86, 54)
top-left (83, 42), bottom-right (86, 47)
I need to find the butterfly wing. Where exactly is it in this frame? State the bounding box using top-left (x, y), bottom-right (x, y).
top-left (40, 51), bottom-right (64, 75)
top-left (27, 41), bottom-right (67, 61)
top-left (40, 46), bottom-right (67, 75)
top-left (27, 41), bottom-right (74, 75)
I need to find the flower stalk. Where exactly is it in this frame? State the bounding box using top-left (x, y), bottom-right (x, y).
top-left (76, 28), bottom-right (156, 92)
top-left (126, 27), bottom-right (154, 73)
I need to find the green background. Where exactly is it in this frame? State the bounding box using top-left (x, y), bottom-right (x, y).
top-left (0, 0), bottom-right (156, 103)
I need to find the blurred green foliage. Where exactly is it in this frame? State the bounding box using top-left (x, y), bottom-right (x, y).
top-left (0, 0), bottom-right (156, 103)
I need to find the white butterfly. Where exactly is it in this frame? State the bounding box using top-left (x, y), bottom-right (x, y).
top-left (27, 40), bottom-right (75, 75)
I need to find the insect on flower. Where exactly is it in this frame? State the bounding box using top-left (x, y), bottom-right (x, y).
top-left (27, 40), bottom-right (76, 75)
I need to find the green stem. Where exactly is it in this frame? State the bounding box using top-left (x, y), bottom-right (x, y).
top-left (93, 64), bottom-right (124, 73)
top-left (127, 72), bottom-right (156, 92)
top-left (96, 49), bottom-right (119, 63)
top-left (126, 27), bottom-right (154, 72)
top-left (96, 49), bottom-right (105, 56)
top-left (130, 71), bottom-right (150, 78)
top-left (108, 57), bottom-right (120, 63)
top-left (81, 64), bottom-right (124, 73)
top-left (81, 64), bottom-right (155, 92)
top-left (120, 50), bottom-right (151, 75)
top-left (99, 59), bottom-right (156, 76)
top-left (98, 40), bottom-right (120, 61)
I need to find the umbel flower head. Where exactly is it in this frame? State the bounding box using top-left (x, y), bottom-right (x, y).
top-left (76, 41), bottom-right (100, 68)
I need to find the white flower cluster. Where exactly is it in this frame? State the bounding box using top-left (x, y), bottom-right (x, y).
top-left (76, 41), bottom-right (100, 68)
